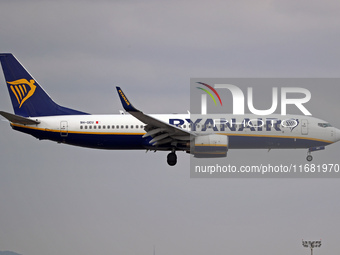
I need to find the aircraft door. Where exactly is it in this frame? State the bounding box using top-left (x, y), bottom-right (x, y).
top-left (301, 119), bottom-right (308, 135)
top-left (60, 121), bottom-right (68, 137)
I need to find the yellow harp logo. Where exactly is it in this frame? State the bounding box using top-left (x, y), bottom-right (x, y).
top-left (7, 79), bottom-right (37, 108)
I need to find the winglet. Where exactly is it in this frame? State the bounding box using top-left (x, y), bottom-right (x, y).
top-left (116, 87), bottom-right (139, 112)
top-left (115, 87), bottom-right (192, 138)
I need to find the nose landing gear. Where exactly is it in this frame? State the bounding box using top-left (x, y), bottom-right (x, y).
top-left (306, 154), bottom-right (313, 162)
top-left (306, 146), bottom-right (325, 162)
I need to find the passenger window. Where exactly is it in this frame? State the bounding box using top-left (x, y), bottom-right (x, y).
top-left (85, 126), bottom-right (88, 129)
top-left (116, 125), bottom-right (119, 129)
top-left (131, 125), bottom-right (133, 129)
top-left (89, 126), bottom-right (92, 129)
top-left (80, 126), bottom-right (83, 129)
top-left (103, 125), bottom-right (106, 129)
top-left (98, 125), bottom-right (101, 129)
top-left (94, 126), bottom-right (96, 129)
top-left (112, 125), bottom-right (115, 129)
top-left (121, 125), bottom-right (124, 129)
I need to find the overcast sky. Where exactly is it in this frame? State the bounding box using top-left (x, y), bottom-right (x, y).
top-left (1, 1), bottom-right (340, 255)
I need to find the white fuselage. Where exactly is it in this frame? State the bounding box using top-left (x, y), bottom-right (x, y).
top-left (10, 113), bottom-right (340, 151)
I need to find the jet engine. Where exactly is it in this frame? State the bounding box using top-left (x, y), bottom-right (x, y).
top-left (192, 134), bottom-right (228, 158)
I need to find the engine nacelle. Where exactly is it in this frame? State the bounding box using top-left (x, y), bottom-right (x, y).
top-left (192, 134), bottom-right (228, 158)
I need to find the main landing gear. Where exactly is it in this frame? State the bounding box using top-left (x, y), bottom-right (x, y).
top-left (167, 151), bottom-right (177, 166)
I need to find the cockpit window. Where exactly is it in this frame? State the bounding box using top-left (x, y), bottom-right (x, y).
top-left (318, 123), bottom-right (332, 128)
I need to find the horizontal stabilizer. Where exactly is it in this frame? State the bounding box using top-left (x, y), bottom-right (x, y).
top-left (0, 111), bottom-right (40, 125)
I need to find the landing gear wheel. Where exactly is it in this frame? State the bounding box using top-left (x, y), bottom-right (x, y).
top-left (306, 155), bottom-right (313, 162)
top-left (167, 152), bottom-right (177, 166)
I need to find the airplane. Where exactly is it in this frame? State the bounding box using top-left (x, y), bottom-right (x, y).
top-left (0, 53), bottom-right (340, 166)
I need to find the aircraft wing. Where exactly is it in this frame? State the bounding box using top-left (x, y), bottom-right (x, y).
top-left (116, 87), bottom-right (193, 147)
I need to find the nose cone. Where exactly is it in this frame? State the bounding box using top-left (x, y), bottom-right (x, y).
top-left (335, 128), bottom-right (340, 142)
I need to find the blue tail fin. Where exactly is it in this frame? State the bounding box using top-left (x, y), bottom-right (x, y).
top-left (0, 53), bottom-right (89, 117)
